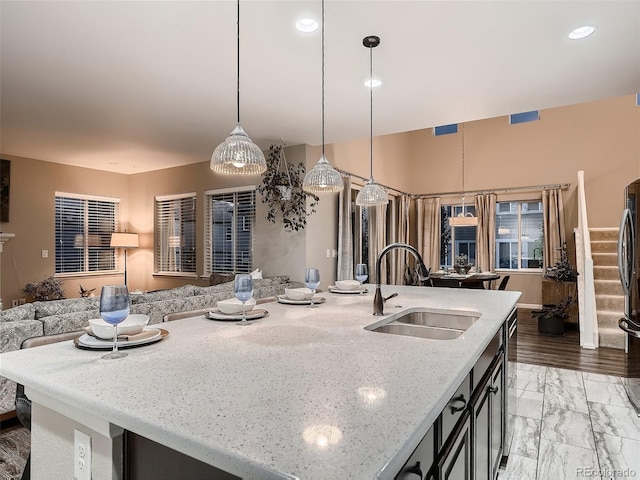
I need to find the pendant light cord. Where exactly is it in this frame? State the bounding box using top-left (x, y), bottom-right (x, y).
top-left (461, 123), bottom-right (466, 205)
top-left (369, 44), bottom-right (373, 179)
top-left (236, 0), bottom-right (240, 124)
top-left (321, 0), bottom-right (325, 156)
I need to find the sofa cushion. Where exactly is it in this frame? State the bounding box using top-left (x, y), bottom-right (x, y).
top-left (0, 303), bottom-right (35, 323)
top-left (33, 297), bottom-right (99, 319)
top-left (253, 276), bottom-right (290, 287)
top-left (209, 273), bottom-right (236, 286)
top-left (131, 285), bottom-right (197, 304)
top-left (40, 310), bottom-right (100, 336)
top-left (192, 282), bottom-right (234, 296)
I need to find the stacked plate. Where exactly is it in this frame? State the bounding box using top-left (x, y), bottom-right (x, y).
top-left (328, 285), bottom-right (367, 294)
top-left (75, 327), bottom-right (167, 350)
top-left (277, 295), bottom-right (326, 305)
top-left (205, 308), bottom-right (268, 321)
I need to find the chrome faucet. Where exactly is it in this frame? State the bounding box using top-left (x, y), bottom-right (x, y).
top-left (373, 242), bottom-right (431, 315)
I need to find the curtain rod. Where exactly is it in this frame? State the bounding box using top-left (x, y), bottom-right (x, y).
top-left (335, 168), bottom-right (570, 199)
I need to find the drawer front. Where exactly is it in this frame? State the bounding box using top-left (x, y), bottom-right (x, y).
top-left (473, 330), bottom-right (503, 391)
top-left (441, 373), bottom-right (471, 445)
top-left (396, 425), bottom-right (435, 480)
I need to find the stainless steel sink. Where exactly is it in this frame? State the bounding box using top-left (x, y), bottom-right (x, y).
top-left (394, 310), bottom-right (480, 330)
top-left (365, 308), bottom-right (481, 340)
top-left (371, 323), bottom-right (464, 340)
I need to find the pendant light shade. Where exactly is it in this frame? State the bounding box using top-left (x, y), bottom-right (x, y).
top-left (449, 123), bottom-right (478, 226)
top-left (302, 0), bottom-right (343, 194)
top-left (356, 35), bottom-right (387, 207)
top-left (211, 0), bottom-right (266, 175)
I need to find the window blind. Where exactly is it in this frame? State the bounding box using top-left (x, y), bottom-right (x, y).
top-left (55, 194), bottom-right (119, 274)
top-left (154, 193), bottom-right (197, 274)
top-left (205, 187), bottom-right (255, 274)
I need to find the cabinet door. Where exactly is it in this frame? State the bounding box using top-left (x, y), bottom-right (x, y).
top-left (434, 413), bottom-right (471, 480)
top-left (490, 357), bottom-right (505, 478)
top-left (473, 382), bottom-right (491, 480)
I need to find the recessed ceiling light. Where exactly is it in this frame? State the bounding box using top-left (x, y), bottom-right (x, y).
top-left (568, 25), bottom-right (597, 40)
top-left (365, 78), bottom-right (382, 88)
top-left (296, 18), bottom-right (318, 33)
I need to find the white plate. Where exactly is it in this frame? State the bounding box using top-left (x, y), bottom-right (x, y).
top-left (77, 327), bottom-right (162, 348)
top-left (328, 286), bottom-right (367, 294)
top-left (205, 308), bottom-right (268, 321)
top-left (277, 295), bottom-right (327, 305)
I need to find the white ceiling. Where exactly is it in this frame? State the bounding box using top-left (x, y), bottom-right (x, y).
top-left (1, 1), bottom-right (639, 175)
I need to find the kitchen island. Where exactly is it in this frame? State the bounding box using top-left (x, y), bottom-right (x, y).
top-left (0, 285), bottom-right (520, 479)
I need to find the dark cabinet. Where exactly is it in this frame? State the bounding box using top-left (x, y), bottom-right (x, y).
top-left (432, 414), bottom-right (472, 480)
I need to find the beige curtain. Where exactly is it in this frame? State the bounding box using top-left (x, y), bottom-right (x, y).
top-left (475, 193), bottom-right (497, 272)
top-left (542, 188), bottom-right (566, 270)
top-left (417, 197), bottom-right (441, 271)
top-left (369, 204), bottom-right (387, 284)
top-left (391, 195), bottom-right (411, 284)
top-left (337, 175), bottom-right (353, 280)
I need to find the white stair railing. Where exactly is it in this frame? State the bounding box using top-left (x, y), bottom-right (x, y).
top-left (576, 170), bottom-right (598, 349)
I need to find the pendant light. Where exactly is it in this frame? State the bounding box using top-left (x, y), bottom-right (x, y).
top-left (449, 123), bottom-right (478, 226)
top-left (356, 35), bottom-right (388, 207)
top-left (211, 0), bottom-right (267, 176)
top-left (302, 0), bottom-right (343, 194)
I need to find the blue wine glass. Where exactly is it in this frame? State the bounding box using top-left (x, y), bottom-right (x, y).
top-left (305, 267), bottom-right (321, 308)
top-left (99, 285), bottom-right (130, 359)
top-left (234, 274), bottom-right (254, 326)
top-left (355, 264), bottom-right (368, 294)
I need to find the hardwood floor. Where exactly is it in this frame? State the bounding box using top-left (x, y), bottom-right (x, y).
top-left (517, 308), bottom-right (630, 377)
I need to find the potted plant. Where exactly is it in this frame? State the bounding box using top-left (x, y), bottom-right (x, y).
top-left (257, 143), bottom-right (319, 232)
top-left (541, 242), bottom-right (578, 325)
top-left (23, 276), bottom-right (65, 301)
top-left (453, 253), bottom-right (472, 274)
top-left (532, 296), bottom-right (573, 336)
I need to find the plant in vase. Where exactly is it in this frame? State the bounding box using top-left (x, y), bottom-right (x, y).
top-left (453, 253), bottom-right (472, 274)
top-left (257, 143), bottom-right (319, 232)
top-left (23, 276), bottom-right (65, 301)
top-left (532, 296), bottom-right (574, 336)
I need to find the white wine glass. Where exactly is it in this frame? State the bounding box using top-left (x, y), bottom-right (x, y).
top-left (305, 267), bottom-right (321, 308)
top-left (234, 274), bottom-right (254, 326)
top-left (355, 264), bottom-right (368, 294)
top-left (99, 285), bottom-right (130, 359)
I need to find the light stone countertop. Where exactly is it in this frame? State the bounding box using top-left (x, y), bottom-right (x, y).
top-left (0, 285), bottom-right (520, 479)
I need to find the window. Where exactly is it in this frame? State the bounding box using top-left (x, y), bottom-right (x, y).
top-left (440, 204), bottom-right (477, 268)
top-left (55, 192), bottom-right (119, 275)
top-left (154, 193), bottom-right (196, 274)
top-left (433, 123), bottom-right (458, 136)
top-left (496, 201), bottom-right (543, 270)
top-left (205, 187), bottom-right (255, 274)
top-left (509, 111), bottom-right (540, 125)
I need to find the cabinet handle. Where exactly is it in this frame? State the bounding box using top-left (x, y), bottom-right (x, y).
top-left (406, 461), bottom-right (423, 478)
top-left (449, 394), bottom-right (467, 413)
top-left (488, 386), bottom-right (499, 394)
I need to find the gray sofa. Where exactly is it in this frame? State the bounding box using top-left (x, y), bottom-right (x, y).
top-left (0, 276), bottom-right (301, 416)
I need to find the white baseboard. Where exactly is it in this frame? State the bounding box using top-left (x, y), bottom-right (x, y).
top-left (516, 303), bottom-right (542, 310)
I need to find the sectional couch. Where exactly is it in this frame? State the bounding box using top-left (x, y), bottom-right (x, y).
top-left (0, 276), bottom-right (302, 416)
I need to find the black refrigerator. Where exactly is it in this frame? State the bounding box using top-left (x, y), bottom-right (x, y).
top-left (617, 180), bottom-right (640, 416)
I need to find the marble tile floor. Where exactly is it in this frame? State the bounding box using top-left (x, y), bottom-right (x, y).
top-left (499, 362), bottom-right (640, 480)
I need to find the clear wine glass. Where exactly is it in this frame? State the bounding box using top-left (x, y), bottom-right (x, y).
top-left (99, 285), bottom-right (130, 360)
top-left (355, 264), bottom-right (368, 294)
top-left (234, 274), bottom-right (254, 326)
top-left (305, 267), bottom-right (321, 308)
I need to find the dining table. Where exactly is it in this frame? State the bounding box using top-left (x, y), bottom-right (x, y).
top-left (429, 271), bottom-right (501, 289)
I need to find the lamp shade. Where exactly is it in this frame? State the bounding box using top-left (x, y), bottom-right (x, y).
top-left (302, 155), bottom-right (344, 194)
top-left (110, 233), bottom-right (139, 248)
top-left (356, 179), bottom-right (388, 206)
top-left (449, 215), bottom-right (478, 226)
top-left (211, 124), bottom-right (267, 175)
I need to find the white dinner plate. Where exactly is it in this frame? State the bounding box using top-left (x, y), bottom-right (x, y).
top-left (277, 295), bottom-right (327, 305)
top-left (76, 327), bottom-right (164, 349)
top-left (205, 308), bottom-right (268, 321)
top-left (328, 286), bottom-right (367, 294)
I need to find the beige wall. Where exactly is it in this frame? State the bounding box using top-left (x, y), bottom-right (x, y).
top-left (1, 95), bottom-right (639, 306)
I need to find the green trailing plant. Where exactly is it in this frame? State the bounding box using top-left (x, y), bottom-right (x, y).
top-left (257, 144), bottom-right (319, 232)
top-left (453, 253), bottom-right (472, 274)
top-left (79, 285), bottom-right (96, 297)
top-left (23, 276), bottom-right (65, 301)
top-left (544, 242), bottom-right (578, 282)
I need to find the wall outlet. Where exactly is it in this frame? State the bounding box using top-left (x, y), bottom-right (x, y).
top-left (19, 298), bottom-right (26, 305)
top-left (74, 429), bottom-right (91, 480)
top-left (11, 299), bottom-right (19, 308)
top-left (41, 249), bottom-right (48, 258)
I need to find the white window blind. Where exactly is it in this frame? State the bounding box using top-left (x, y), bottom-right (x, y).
top-left (55, 193), bottom-right (120, 274)
top-left (205, 187), bottom-right (255, 274)
top-left (154, 193), bottom-right (197, 274)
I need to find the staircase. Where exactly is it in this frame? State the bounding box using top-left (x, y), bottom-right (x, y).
top-left (590, 228), bottom-right (625, 349)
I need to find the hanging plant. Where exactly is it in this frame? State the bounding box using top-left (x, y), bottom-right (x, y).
top-left (257, 143), bottom-right (319, 232)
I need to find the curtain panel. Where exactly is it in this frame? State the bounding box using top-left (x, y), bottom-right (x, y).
top-left (475, 193), bottom-right (497, 272)
top-left (417, 197), bottom-right (441, 272)
top-left (391, 195), bottom-right (411, 284)
top-left (369, 205), bottom-right (387, 284)
top-left (337, 175), bottom-right (353, 281)
top-left (542, 188), bottom-right (566, 270)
